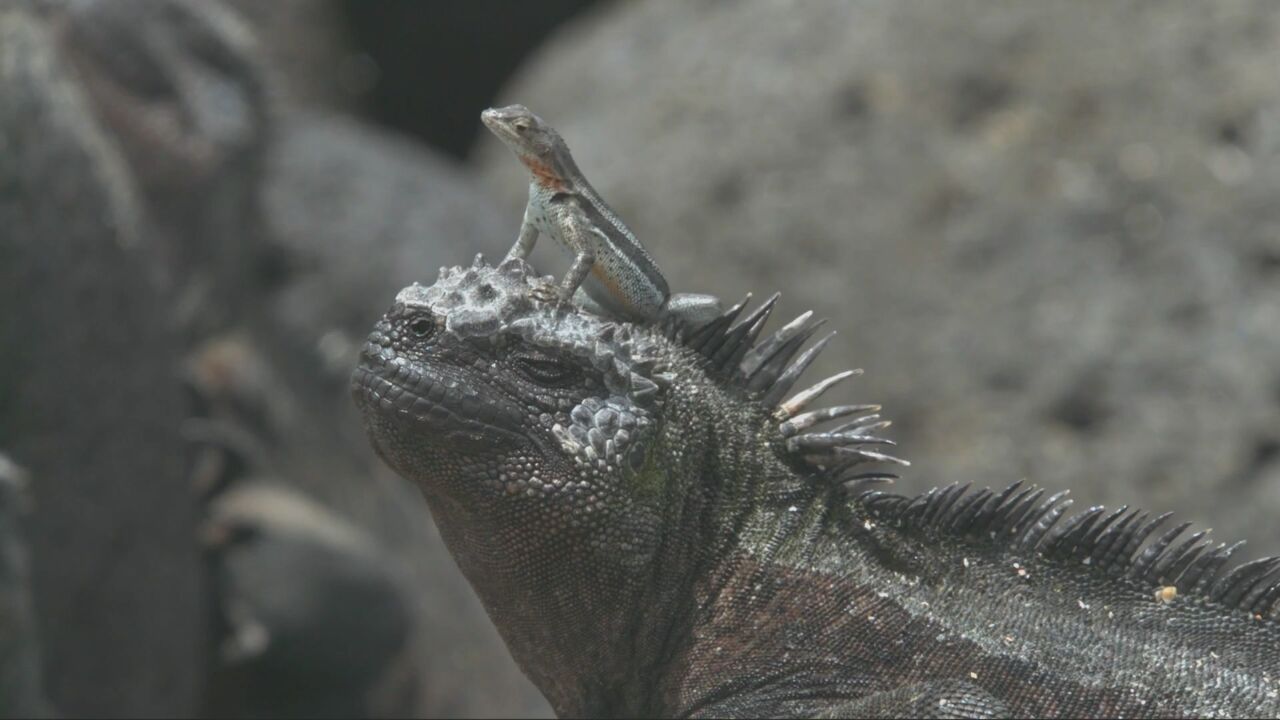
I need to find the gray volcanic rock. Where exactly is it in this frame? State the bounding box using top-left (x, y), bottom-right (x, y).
top-left (0, 6), bottom-right (205, 713)
top-left (203, 478), bottom-right (421, 718)
top-left (221, 0), bottom-right (359, 111)
top-left (261, 111), bottom-right (509, 383)
top-left (476, 1), bottom-right (1280, 555)
top-left (0, 456), bottom-right (50, 718)
top-left (2, 0), bottom-right (546, 714)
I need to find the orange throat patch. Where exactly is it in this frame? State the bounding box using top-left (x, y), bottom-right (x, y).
top-left (522, 156), bottom-right (568, 192)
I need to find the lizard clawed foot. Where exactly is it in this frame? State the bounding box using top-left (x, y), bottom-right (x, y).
top-left (530, 281), bottom-right (560, 304)
top-left (529, 283), bottom-right (575, 319)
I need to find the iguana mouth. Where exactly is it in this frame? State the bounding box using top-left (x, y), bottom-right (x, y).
top-left (352, 354), bottom-right (524, 445)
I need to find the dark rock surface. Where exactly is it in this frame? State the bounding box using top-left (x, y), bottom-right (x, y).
top-left (0, 455), bottom-right (51, 718)
top-left (219, 0), bottom-right (607, 158)
top-left (0, 6), bottom-right (206, 713)
top-left (2, 0), bottom-right (549, 715)
top-left (476, 1), bottom-right (1280, 556)
top-left (261, 111), bottom-right (509, 383)
top-left (202, 477), bottom-right (420, 718)
top-left (337, 0), bottom-right (603, 158)
top-left (221, 0), bottom-right (358, 112)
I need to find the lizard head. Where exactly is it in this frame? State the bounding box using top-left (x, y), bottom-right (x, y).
top-left (481, 104), bottom-right (568, 170)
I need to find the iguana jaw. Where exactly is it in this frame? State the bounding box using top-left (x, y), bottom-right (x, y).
top-left (352, 356), bottom-right (527, 451)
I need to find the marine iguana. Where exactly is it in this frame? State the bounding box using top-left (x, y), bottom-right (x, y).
top-left (353, 256), bottom-right (1280, 718)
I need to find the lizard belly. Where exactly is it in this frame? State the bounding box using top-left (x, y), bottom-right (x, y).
top-left (527, 183), bottom-right (561, 238)
top-left (582, 241), bottom-right (664, 320)
top-left (536, 198), bottom-right (664, 320)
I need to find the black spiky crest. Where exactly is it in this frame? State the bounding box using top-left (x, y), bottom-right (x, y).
top-left (671, 295), bottom-right (1280, 622)
top-left (669, 293), bottom-right (908, 478)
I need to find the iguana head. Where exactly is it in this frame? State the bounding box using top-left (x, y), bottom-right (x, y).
top-left (351, 256), bottom-right (896, 713)
top-left (352, 256), bottom-right (673, 544)
top-left (481, 104), bottom-right (573, 189)
top-left (352, 256), bottom-right (705, 711)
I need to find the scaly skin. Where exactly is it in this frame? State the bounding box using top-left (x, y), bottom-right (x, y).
top-left (353, 257), bottom-right (1280, 718)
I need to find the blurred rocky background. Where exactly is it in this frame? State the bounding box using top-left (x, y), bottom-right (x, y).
top-left (2, 0), bottom-right (1278, 717)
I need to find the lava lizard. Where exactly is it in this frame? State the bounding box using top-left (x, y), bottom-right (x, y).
top-left (481, 104), bottom-right (720, 326)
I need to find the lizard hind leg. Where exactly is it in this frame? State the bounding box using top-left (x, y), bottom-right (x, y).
top-left (557, 246), bottom-right (596, 304)
top-left (664, 292), bottom-right (724, 329)
top-left (571, 287), bottom-right (613, 318)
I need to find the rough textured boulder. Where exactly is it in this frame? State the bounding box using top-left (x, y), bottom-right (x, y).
top-left (261, 111), bottom-right (509, 381)
top-left (2, 0), bottom-right (548, 715)
top-left (476, 0), bottom-right (1280, 556)
top-left (0, 456), bottom-right (49, 718)
top-left (221, 0), bottom-right (357, 111)
top-left (59, 0), bottom-right (272, 343)
top-left (202, 477), bottom-right (420, 718)
top-left (0, 6), bottom-right (205, 713)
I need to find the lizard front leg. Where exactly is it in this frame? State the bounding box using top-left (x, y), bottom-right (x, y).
top-left (509, 206), bottom-right (565, 304)
top-left (505, 205), bottom-right (540, 261)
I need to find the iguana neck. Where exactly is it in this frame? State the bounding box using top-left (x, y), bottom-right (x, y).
top-left (658, 485), bottom-right (906, 716)
top-left (653, 431), bottom-right (881, 716)
top-left (636, 374), bottom-right (831, 715)
top-left (421, 361), bottom-right (790, 717)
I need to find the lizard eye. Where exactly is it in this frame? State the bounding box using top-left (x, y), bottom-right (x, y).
top-left (513, 354), bottom-right (578, 386)
top-left (514, 121), bottom-right (531, 133)
top-left (408, 317), bottom-right (434, 339)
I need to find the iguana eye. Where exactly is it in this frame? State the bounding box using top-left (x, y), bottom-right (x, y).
top-left (513, 355), bottom-right (577, 386)
top-left (514, 120), bottom-right (531, 133)
top-left (408, 317), bottom-right (434, 339)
